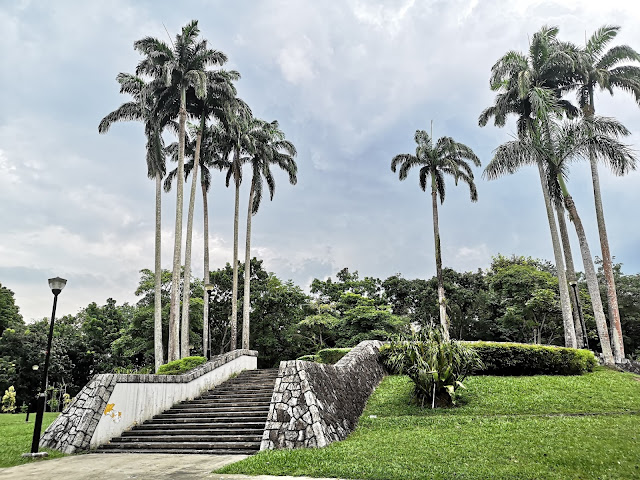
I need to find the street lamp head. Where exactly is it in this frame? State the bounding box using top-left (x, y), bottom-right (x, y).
top-left (32, 365), bottom-right (39, 371)
top-left (569, 281), bottom-right (577, 287)
top-left (48, 277), bottom-right (67, 295)
top-left (204, 283), bottom-right (214, 293)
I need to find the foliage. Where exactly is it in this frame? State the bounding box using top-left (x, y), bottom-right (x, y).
top-left (380, 328), bottom-right (483, 407)
top-left (2, 385), bottom-right (16, 413)
top-left (218, 369), bottom-right (640, 480)
top-left (0, 283), bottom-right (23, 338)
top-left (296, 354), bottom-right (319, 362)
top-left (156, 356), bottom-right (207, 375)
top-left (467, 341), bottom-right (597, 375)
top-left (317, 348), bottom-right (352, 364)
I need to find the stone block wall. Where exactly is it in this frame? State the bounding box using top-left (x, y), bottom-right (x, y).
top-left (41, 349), bottom-right (257, 454)
top-left (260, 340), bottom-right (384, 450)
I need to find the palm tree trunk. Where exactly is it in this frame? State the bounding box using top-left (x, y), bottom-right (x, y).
top-left (588, 89), bottom-right (624, 362)
top-left (202, 174), bottom-right (210, 360)
top-left (180, 119), bottom-right (203, 358)
top-left (563, 193), bottom-right (614, 364)
top-left (230, 148), bottom-right (240, 351)
top-left (242, 183), bottom-right (254, 350)
top-left (537, 163), bottom-right (576, 348)
top-left (556, 203), bottom-right (585, 348)
top-left (154, 171), bottom-right (164, 372)
top-left (431, 180), bottom-right (448, 341)
top-left (168, 87), bottom-right (187, 362)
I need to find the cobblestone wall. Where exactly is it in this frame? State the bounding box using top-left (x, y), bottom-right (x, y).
top-left (260, 340), bottom-right (384, 450)
top-left (41, 349), bottom-right (257, 454)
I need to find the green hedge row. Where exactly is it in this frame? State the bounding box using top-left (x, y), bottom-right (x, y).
top-left (466, 342), bottom-right (597, 375)
top-left (297, 348), bottom-right (352, 364)
top-left (156, 356), bottom-right (207, 375)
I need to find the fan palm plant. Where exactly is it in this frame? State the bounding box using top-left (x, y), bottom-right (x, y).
top-left (98, 74), bottom-right (173, 372)
top-left (478, 25), bottom-right (579, 347)
top-left (241, 120), bottom-right (297, 349)
top-left (391, 128), bottom-right (480, 341)
top-left (571, 25), bottom-right (640, 361)
top-left (134, 20), bottom-right (227, 360)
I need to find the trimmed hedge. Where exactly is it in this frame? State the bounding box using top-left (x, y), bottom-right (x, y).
top-left (156, 356), bottom-right (207, 375)
top-left (297, 354), bottom-right (320, 362)
top-left (317, 348), bottom-right (352, 364)
top-left (466, 342), bottom-right (597, 375)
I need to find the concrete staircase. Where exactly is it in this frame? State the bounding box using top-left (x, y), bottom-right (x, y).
top-left (98, 368), bottom-right (278, 454)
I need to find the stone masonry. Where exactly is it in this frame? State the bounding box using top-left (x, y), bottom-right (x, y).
top-left (40, 349), bottom-right (256, 454)
top-left (260, 340), bottom-right (384, 450)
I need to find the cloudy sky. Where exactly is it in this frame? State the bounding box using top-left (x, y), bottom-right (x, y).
top-left (2, 0), bottom-right (640, 321)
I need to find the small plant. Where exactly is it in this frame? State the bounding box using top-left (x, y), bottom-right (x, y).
top-left (380, 328), bottom-right (483, 408)
top-left (62, 393), bottom-right (71, 410)
top-left (19, 403), bottom-right (28, 414)
top-left (2, 386), bottom-right (17, 413)
top-left (156, 356), bottom-right (207, 375)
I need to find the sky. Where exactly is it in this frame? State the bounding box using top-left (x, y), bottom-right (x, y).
top-left (2, 0), bottom-right (640, 322)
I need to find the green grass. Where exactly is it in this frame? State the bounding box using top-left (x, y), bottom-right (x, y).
top-left (0, 413), bottom-right (64, 468)
top-left (218, 367), bottom-right (640, 480)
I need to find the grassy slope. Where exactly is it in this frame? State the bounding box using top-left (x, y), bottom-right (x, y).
top-left (0, 413), bottom-right (64, 468)
top-left (218, 368), bottom-right (640, 480)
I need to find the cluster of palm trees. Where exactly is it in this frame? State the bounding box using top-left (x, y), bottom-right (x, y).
top-left (391, 26), bottom-right (639, 364)
top-left (98, 21), bottom-right (297, 371)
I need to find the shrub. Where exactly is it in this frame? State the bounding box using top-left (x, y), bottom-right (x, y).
top-left (317, 348), bottom-right (352, 364)
top-left (466, 341), bottom-right (597, 375)
top-left (2, 386), bottom-right (16, 413)
top-left (156, 356), bottom-right (207, 375)
top-left (297, 354), bottom-right (320, 362)
top-left (380, 328), bottom-right (483, 408)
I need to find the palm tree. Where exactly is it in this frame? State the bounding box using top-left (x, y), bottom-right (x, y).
top-left (572, 25), bottom-right (640, 361)
top-left (391, 128), bottom-right (480, 341)
top-left (134, 20), bottom-right (227, 361)
top-left (478, 26), bottom-right (579, 347)
top-left (98, 74), bottom-right (171, 372)
top-left (241, 120), bottom-right (297, 349)
top-left (485, 116), bottom-right (635, 364)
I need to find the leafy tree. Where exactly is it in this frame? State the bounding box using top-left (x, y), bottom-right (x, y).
top-left (0, 283), bottom-right (23, 337)
top-left (391, 128), bottom-right (480, 340)
top-left (572, 25), bottom-right (640, 361)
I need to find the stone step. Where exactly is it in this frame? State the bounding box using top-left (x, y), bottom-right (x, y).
top-left (121, 428), bottom-right (264, 437)
top-left (163, 406), bottom-right (269, 414)
top-left (145, 416), bottom-right (266, 424)
top-left (135, 422), bottom-right (266, 430)
top-left (179, 398), bottom-right (273, 405)
top-left (112, 434), bottom-right (262, 443)
top-left (98, 448), bottom-right (258, 455)
top-left (155, 412), bottom-right (267, 420)
top-left (100, 441), bottom-right (259, 450)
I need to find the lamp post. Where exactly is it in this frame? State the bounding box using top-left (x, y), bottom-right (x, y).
top-left (569, 281), bottom-right (588, 350)
top-left (29, 277), bottom-right (66, 455)
top-left (204, 284), bottom-right (214, 360)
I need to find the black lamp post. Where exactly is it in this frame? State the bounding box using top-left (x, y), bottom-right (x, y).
top-left (569, 281), bottom-right (589, 349)
top-left (204, 284), bottom-right (214, 360)
top-left (29, 277), bottom-right (66, 455)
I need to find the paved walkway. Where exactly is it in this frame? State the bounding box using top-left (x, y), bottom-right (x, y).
top-left (0, 454), bottom-right (347, 480)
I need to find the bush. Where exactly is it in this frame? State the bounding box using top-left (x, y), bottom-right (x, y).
top-left (156, 356), bottom-right (207, 375)
top-left (297, 354), bottom-right (319, 362)
top-left (317, 348), bottom-right (352, 364)
top-left (2, 386), bottom-right (16, 413)
top-left (466, 341), bottom-right (597, 375)
top-left (380, 328), bottom-right (483, 408)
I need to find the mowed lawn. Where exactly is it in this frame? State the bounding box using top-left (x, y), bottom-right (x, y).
top-left (0, 413), bottom-right (63, 468)
top-left (218, 368), bottom-right (640, 480)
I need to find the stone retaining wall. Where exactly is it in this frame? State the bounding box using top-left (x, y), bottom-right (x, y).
top-left (260, 340), bottom-right (384, 450)
top-left (41, 349), bottom-right (257, 454)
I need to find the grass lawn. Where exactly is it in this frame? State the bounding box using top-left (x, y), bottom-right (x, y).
top-left (218, 367), bottom-right (640, 480)
top-left (0, 413), bottom-right (64, 468)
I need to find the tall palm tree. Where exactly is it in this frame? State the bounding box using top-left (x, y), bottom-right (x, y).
top-left (391, 128), bottom-right (480, 341)
top-left (134, 20), bottom-right (227, 361)
top-left (98, 74), bottom-right (171, 372)
top-left (179, 70), bottom-right (239, 358)
top-left (241, 120), bottom-right (297, 349)
top-left (478, 26), bottom-right (579, 347)
top-left (572, 25), bottom-right (640, 361)
top-left (485, 115), bottom-right (635, 365)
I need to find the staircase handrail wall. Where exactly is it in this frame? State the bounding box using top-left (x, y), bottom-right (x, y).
top-left (261, 340), bottom-right (384, 450)
top-left (40, 349), bottom-right (258, 454)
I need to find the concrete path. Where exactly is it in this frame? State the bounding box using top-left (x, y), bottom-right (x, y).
top-left (0, 454), bottom-right (348, 480)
